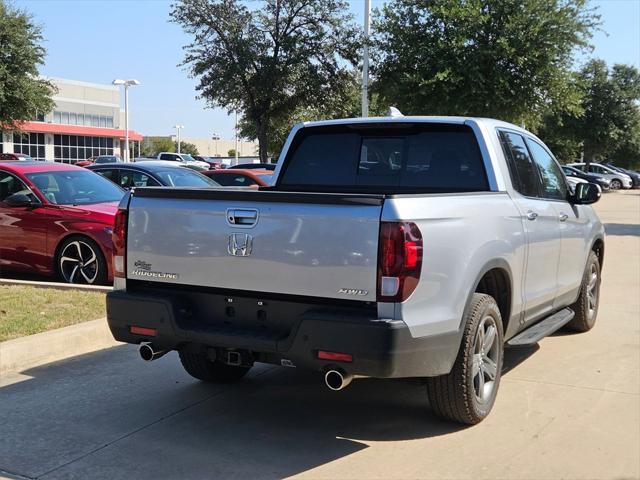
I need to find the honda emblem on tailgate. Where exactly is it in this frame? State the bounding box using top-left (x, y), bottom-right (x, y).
top-left (228, 233), bottom-right (253, 256)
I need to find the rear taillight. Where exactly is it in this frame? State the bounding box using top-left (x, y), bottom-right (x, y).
top-left (377, 222), bottom-right (423, 302)
top-left (113, 208), bottom-right (127, 278)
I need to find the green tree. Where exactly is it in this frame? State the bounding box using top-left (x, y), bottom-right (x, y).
top-left (171, 0), bottom-right (360, 162)
top-left (239, 71), bottom-right (389, 157)
top-left (141, 136), bottom-right (175, 157)
top-left (372, 0), bottom-right (599, 128)
top-left (0, 1), bottom-right (56, 129)
top-left (577, 60), bottom-right (640, 165)
top-left (538, 60), bottom-right (640, 168)
top-left (227, 148), bottom-right (237, 157)
top-left (176, 140), bottom-right (199, 156)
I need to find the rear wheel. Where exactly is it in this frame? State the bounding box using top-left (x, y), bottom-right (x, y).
top-left (426, 293), bottom-right (504, 425)
top-left (178, 350), bottom-right (251, 383)
top-left (566, 251), bottom-right (601, 332)
top-left (56, 236), bottom-right (107, 285)
top-left (610, 179), bottom-right (622, 189)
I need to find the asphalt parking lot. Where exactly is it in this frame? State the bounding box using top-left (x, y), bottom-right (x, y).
top-left (1, 191), bottom-right (638, 480)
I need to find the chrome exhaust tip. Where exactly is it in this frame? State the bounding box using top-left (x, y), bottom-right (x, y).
top-left (324, 368), bottom-right (353, 391)
top-left (139, 343), bottom-right (167, 362)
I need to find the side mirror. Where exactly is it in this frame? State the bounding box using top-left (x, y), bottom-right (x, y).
top-left (4, 192), bottom-right (35, 207)
top-left (570, 182), bottom-right (600, 205)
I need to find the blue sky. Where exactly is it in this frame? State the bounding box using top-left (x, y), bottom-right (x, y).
top-left (18, 0), bottom-right (640, 139)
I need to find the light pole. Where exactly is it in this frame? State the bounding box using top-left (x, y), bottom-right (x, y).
top-left (112, 79), bottom-right (140, 162)
top-left (174, 124), bottom-right (184, 154)
top-left (361, 0), bottom-right (371, 117)
top-left (234, 110), bottom-right (239, 165)
top-left (212, 132), bottom-right (220, 156)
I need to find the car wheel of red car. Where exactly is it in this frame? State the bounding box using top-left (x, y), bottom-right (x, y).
top-left (56, 236), bottom-right (107, 285)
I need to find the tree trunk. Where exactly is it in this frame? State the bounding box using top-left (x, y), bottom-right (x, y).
top-left (257, 121), bottom-right (268, 163)
top-left (584, 142), bottom-right (596, 170)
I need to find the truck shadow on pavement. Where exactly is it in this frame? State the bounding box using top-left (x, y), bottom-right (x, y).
top-left (604, 223), bottom-right (640, 237)
top-left (0, 344), bottom-right (535, 479)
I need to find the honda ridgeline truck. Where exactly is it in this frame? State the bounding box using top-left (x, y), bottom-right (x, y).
top-left (107, 116), bottom-right (604, 424)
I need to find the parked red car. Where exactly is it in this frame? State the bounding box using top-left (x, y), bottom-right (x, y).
top-left (0, 153), bottom-right (34, 161)
top-left (0, 161), bottom-right (124, 284)
top-left (202, 168), bottom-right (273, 187)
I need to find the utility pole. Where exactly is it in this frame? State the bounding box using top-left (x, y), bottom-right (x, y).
top-left (174, 124), bottom-right (184, 154)
top-left (361, 0), bottom-right (371, 117)
top-left (234, 110), bottom-right (239, 165)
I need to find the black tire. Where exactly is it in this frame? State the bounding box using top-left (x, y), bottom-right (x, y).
top-left (178, 350), bottom-right (251, 383)
top-left (566, 251), bottom-right (601, 333)
top-left (426, 293), bottom-right (504, 425)
top-left (56, 235), bottom-right (108, 285)
top-left (610, 179), bottom-right (622, 190)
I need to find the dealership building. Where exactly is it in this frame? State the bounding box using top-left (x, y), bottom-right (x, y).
top-left (0, 77), bottom-right (143, 163)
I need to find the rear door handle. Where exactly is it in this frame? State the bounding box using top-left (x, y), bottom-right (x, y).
top-left (559, 213), bottom-right (568, 222)
top-left (526, 211), bottom-right (538, 221)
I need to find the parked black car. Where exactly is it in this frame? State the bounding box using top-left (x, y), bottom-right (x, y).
top-left (87, 161), bottom-right (219, 189)
top-left (562, 165), bottom-right (611, 191)
top-left (603, 163), bottom-right (640, 188)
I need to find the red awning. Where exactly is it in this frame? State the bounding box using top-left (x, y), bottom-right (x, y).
top-left (18, 122), bottom-right (144, 142)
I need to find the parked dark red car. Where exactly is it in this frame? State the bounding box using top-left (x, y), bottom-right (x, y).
top-left (202, 168), bottom-right (273, 187)
top-left (0, 161), bottom-right (124, 284)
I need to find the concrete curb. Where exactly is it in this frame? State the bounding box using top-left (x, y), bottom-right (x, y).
top-left (0, 278), bottom-right (112, 293)
top-left (0, 318), bottom-right (121, 377)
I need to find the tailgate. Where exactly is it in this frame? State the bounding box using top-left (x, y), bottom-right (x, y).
top-left (126, 189), bottom-right (383, 302)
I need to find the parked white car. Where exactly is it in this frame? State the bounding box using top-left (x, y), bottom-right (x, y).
top-left (152, 152), bottom-right (210, 171)
top-left (568, 162), bottom-right (632, 189)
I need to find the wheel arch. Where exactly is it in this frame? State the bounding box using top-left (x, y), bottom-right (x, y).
top-left (591, 236), bottom-right (605, 270)
top-left (463, 259), bottom-right (514, 339)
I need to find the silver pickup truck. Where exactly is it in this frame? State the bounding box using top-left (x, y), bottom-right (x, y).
top-left (107, 116), bottom-right (604, 424)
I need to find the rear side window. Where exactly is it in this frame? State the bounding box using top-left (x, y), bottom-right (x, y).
top-left (94, 169), bottom-right (118, 182)
top-left (278, 124), bottom-right (488, 192)
top-left (499, 131), bottom-right (540, 198)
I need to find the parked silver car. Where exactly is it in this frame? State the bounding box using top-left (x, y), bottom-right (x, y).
top-left (567, 162), bottom-right (632, 189)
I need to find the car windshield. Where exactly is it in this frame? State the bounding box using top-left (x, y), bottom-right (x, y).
top-left (154, 168), bottom-right (219, 187)
top-left (181, 155), bottom-right (196, 162)
top-left (26, 170), bottom-right (124, 205)
top-left (564, 166), bottom-right (582, 175)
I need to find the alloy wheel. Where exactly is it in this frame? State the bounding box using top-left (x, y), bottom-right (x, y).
top-left (587, 262), bottom-right (599, 318)
top-left (59, 240), bottom-right (99, 284)
top-left (471, 315), bottom-right (500, 404)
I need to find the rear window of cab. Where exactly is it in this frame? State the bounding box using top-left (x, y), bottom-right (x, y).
top-left (278, 123), bottom-right (488, 193)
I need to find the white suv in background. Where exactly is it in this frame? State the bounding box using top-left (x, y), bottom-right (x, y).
top-left (568, 162), bottom-right (632, 189)
top-left (154, 152), bottom-right (210, 171)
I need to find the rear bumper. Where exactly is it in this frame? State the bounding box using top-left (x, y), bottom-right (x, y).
top-left (106, 289), bottom-right (461, 378)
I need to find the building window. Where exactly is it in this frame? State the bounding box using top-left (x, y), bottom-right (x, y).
top-left (13, 132), bottom-right (46, 160)
top-left (53, 135), bottom-right (114, 163)
top-left (52, 111), bottom-right (114, 129)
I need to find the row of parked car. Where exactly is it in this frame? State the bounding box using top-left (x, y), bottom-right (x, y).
top-left (0, 151), bottom-right (638, 286)
top-left (0, 156), bottom-right (275, 285)
top-left (562, 162), bottom-right (640, 191)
